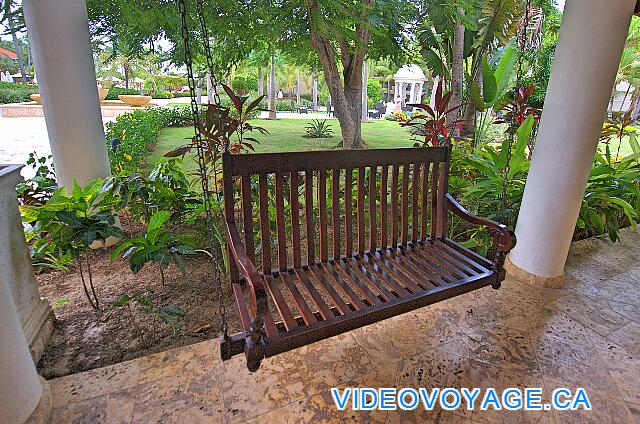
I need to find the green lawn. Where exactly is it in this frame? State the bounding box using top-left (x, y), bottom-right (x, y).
top-left (148, 118), bottom-right (415, 172)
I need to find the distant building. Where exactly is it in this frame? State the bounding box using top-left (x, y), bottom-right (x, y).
top-left (0, 46), bottom-right (18, 61)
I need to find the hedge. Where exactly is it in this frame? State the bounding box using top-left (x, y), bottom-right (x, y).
top-left (0, 82), bottom-right (39, 104)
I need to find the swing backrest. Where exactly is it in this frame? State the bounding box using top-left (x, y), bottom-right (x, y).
top-left (222, 146), bottom-right (451, 274)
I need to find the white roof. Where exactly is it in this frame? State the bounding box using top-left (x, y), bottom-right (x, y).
top-left (394, 64), bottom-right (427, 83)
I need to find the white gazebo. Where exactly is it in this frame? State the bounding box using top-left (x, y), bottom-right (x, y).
top-left (393, 64), bottom-right (428, 105)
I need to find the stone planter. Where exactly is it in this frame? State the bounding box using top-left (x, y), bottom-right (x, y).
top-left (118, 94), bottom-right (152, 107)
top-left (98, 88), bottom-right (109, 101)
top-left (29, 94), bottom-right (41, 104)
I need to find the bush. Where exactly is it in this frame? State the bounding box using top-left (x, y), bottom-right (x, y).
top-left (232, 74), bottom-right (258, 95)
top-left (0, 82), bottom-right (39, 104)
top-left (151, 89), bottom-right (174, 99)
top-left (105, 107), bottom-right (190, 174)
top-left (105, 87), bottom-right (141, 100)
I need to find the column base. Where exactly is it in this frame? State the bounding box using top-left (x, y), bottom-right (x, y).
top-left (505, 256), bottom-right (564, 288)
top-left (22, 298), bottom-right (55, 363)
top-left (26, 378), bottom-right (52, 424)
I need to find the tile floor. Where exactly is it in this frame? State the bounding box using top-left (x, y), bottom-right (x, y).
top-left (48, 229), bottom-right (640, 423)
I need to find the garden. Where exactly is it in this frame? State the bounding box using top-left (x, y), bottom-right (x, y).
top-left (6, 0), bottom-right (640, 383)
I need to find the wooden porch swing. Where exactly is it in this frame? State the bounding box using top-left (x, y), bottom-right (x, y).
top-left (176, 0), bottom-right (516, 372)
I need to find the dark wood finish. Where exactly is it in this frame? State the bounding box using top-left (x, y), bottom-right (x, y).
top-left (220, 147), bottom-right (516, 371)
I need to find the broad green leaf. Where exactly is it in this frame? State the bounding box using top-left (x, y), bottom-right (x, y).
top-left (148, 211), bottom-right (170, 233)
top-left (494, 46), bottom-right (517, 99)
top-left (482, 57), bottom-right (497, 104)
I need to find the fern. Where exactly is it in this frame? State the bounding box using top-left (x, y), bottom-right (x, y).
top-left (475, 0), bottom-right (523, 51)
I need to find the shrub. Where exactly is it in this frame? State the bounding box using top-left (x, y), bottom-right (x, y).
top-left (150, 89), bottom-right (174, 99)
top-left (232, 74), bottom-right (258, 95)
top-left (105, 107), bottom-right (188, 174)
top-left (0, 82), bottom-right (39, 104)
top-left (304, 119), bottom-right (333, 138)
top-left (105, 87), bottom-right (141, 100)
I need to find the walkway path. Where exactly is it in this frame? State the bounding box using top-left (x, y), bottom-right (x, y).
top-left (46, 229), bottom-right (640, 423)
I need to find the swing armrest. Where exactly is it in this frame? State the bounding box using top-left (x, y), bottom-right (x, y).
top-left (445, 193), bottom-right (516, 270)
top-left (226, 222), bottom-right (269, 318)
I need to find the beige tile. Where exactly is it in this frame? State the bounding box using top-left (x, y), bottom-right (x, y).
top-left (467, 325), bottom-right (539, 374)
top-left (138, 339), bottom-right (218, 384)
top-left (546, 295), bottom-right (629, 337)
top-left (49, 359), bottom-right (141, 408)
top-left (597, 349), bottom-right (640, 404)
top-left (607, 322), bottom-right (640, 355)
top-left (627, 401), bottom-right (640, 424)
top-left (50, 388), bottom-right (135, 424)
top-left (544, 376), bottom-right (634, 424)
top-left (220, 348), bottom-right (309, 423)
top-left (131, 371), bottom-right (225, 424)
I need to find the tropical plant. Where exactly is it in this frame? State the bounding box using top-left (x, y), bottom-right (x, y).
top-left (111, 210), bottom-right (196, 286)
top-left (304, 119), bottom-right (333, 138)
top-left (16, 152), bottom-right (58, 206)
top-left (599, 109), bottom-right (638, 164)
top-left (20, 179), bottom-right (122, 311)
top-left (111, 290), bottom-right (185, 336)
top-left (402, 80), bottom-right (465, 147)
top-left (577, 153), bottom-right (640, 242)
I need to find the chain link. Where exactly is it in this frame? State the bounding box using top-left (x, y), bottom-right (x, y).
top-left (176, 0), bottom-right (228, 338)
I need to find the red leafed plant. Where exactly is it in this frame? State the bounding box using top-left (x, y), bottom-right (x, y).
top-left (495, 84), bottom-right (541, 131)
top-left (400, 80), bottom-right (465, 147)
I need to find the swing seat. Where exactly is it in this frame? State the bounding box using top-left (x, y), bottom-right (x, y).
top-left (220, 147), bottom-right (515, 371)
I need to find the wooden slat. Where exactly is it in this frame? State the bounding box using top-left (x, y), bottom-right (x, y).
top-left (387, 247), bottom-right (448, 287)
top-left (418, 242), bottom-right (469, 279)
top-left (340, 258), bottom-right (395, 302)
top-left (232, 283), bottom-right (251, 331)
top-left (264, 274), bottom-right (297, 331)
top-left (262, 314), bottom-right (279, 338)
top-left (356, 255), bottom-right (411, 297)
top-left (412, 163), bottom-right (420, 242)
top-left (390, 165), bottom-right (399, 247)
top-left (305, 171), bottom-right (315, 265)
top-left (367, 250), bottom-right (424, 293)
top-left (290, 172), bottom-right (301, 267)
top-left (403, 244), bottom-right (459, 283)
top-left (226, 147), bottom-right (448, 176)
top-left (280, 272), bottom-right (317, 325)
top-left (380, 165), bottom-right (388, 248)
top-left (293, 268), bottom-right (333, 320)
top-left (357, 167), bottom-right (366, 254)
top-left (420, 162), bottom-right (430, 240)
top-left (307, 265), bottom-right (355, 314)
top-left (241, 175), bottom-right (255, 262)
top-left (275, 174), bottom-right (287, 271)
top-left (436, 162), bottom-right (448, 238)
top-left (369, 165), bottom-right (377, 251)
top-left (430, 162), bottom-right (440, 240)
top-left (258, 173), bottom-right (271, 273)
top-left (332, 169), bottom-right (341, 260)
top-left (401, 164), bottom-right (410, 245)
top-left (322, 262), bottom-right (378, 307)
top-left (345, 168), bottom-right (353, 258)
top-left (318, 170), bottom-right (328, 262)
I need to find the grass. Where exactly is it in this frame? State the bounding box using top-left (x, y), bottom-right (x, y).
top-left (148, 118), bottom-right (415, 173)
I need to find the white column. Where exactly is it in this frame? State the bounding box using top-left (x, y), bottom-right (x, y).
top-left (409, 82), bottom-right (416, 104)
top-left (362, 62), bottom-right (369, 122)
top-left (394, 82), bottom-right (399, 100)
top-left (399, 82), bottom-right (405, 105)
top-left (508, 0), bottom-right (636, 283)
top-left (23, 0), bottom-right (110, 190)
top-left (417, 83), bottom-right (424, 103)
top-left (206, 72), bottom-right (213, 104)
top-left (312, 76), bottom-right (318, 111)
top-left (0, 172), bottom-right (50, 424)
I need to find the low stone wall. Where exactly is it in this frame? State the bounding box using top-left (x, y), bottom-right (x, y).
top-left (0, 101), bottom-right (158, 118)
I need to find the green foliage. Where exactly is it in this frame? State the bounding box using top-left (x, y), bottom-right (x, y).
top-left (367, 79), bottom-right (383, 104)
top-left (0, 81), bottom-right (38, 104)
top-left (16, 152), bottom-right (58, 206)
top-left (105, 87), bottom-right (141, 100)
top-left (150, 89), bottom-right (174, 99)
top-left (105, 107), bottom-right (191, 174)
top-left (232, 74), bottom-right (258, 94)
top-left (111, 290), bottom-right (185, 334)
top-left (304, 119), bottom-right (333, 138)
top-left (111, 211), bottom-right (196, 285)
top-left (21, 179), bottom-right (122, 310)
top-left (153, 75), bottom-right (187, 90)
top-left (576, 153), bottom-right (640, 242)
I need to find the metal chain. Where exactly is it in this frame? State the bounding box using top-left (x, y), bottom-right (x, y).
top-left (177, 0), bottom-right (228, 338)
top-left (195, 0), bottom-right (221, 106)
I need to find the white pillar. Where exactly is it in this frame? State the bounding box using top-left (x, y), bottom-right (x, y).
top-left (0, 170), bottom-right (51, 423)
top-left (508, 0), bottom-right (636, 283)
top-left (206, 72), bottom-right (213, 104)
top-left (399, 82), bottom-right (405, 105)
top-left (417, 83), bottom-right (424, 103)
top-left (23, 0), bottom-right (110, 190)
top-left (409, 82), bottom-right (416, 104)
top-left (312, 76), bottom-right (318, 111)
top-left (394, 82), bottom-right (399, 100)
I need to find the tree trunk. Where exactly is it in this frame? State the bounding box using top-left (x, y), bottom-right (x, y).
top-left (9, 19), bottom-right (26, 84)
top-left (312, 75), bottom-right (318, 111)
top-left (449, 8), bottom-right (465, 134)
top-left (308, 0), bottom-right (370, 149)
top-left (268, 55), bottom-right (276, 119)
top-left (258, 68), bottom-right (264, 97)
top-left (362, 61), bottom-right (369, 122)
top-left (464, 65), bottom-right (482, 140)
top-left (124, 66), bottom-right (130, 89)
top-left (296, 73), bottom-right (301, 105)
